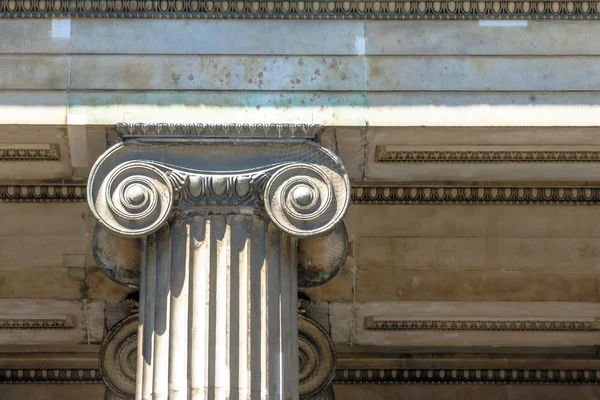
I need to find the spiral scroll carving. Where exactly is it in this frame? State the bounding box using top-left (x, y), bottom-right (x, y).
top-left (298, 314), bottom-right (336, 399)
top-left (94, 162), bottom-right (173, 237)
top-left (265, 163), bottom-right (347, 238)
top-left (100, 314), bottom-right (138, 399)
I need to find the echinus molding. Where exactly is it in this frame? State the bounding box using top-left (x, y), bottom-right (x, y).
top-left (0, 184), bottom-right (86, 202)
top-left (0, 369), bottom-right (102, 384)
top-left (2, 0), bottom-right (600, 19)
top-left (8, 183), bottom-right (600, 205)
top-left (351, 184), bottom-right (600, 205)
top-left (364, 317), bottom-right (600, 332)
top-left (334, 369), bottom-right (600, 384)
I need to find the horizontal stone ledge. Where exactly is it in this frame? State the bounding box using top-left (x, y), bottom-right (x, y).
top-left (8, 182), bottom-right (600, 205)
top-left (1, 0), bottom-right (600, 20)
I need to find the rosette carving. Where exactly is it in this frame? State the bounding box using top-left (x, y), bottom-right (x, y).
top-left (100, 314), bottom-right (137, 399)
top-left (265, 163), bottom-right (347, 238)
top-left (91, 161), bottom-right (174, 237)
top-left (298, 314), bottom-right (336, 399)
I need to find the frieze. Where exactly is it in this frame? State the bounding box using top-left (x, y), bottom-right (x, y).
top-left (352, 184), bottom-right (600, 205)
top-left (0, 144), bottom-right (59, 161)
top-left (2, 1), bottom-right (600, 19)
top-left (376, 146), bottom-right (600, 163)
top-left (0, 316), bottom-right (74, 329)
top-left (334, 368), bottom-right (600, 384)
top-left (0, 369), bottom-right (102, 384)
top-left (8, 183), bottom-right (600, 205)
top-left (364, 317), bottom-right (600, 332)
top-left (0, 184), bottom-right (86, 202)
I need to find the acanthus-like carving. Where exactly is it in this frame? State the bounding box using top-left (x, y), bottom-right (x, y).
top-left (376, 146), bottom-right (600, 163)
top-left (364, 317), bottom-right (600, 332)
top-left (2, 1), bottom-right (600, 20)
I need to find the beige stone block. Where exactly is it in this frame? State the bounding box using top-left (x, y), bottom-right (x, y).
top-left (345, 205), bottom-right (600, 239)
top-left (85, 126), bottom-right (108, 169)
top-left (86, 268), bottom-right (131, 300)
top-left (302, 266), bottom-right (354, 303)
top-left (365, 21), bottom-right (600, 55)
top-left (366, 92), bottom-right (600, 126)
top-left (0, 56), bottom-right (68, 90)
top-left (321, 126), bottom-right (364, 181)
top-left (333, 385), bottom-right (600, 400)
top-left (70, 55), bottom-right (365, 91)
top-left (0, 299), bottom-right (104, 344)
top-left (71, 20), bottom-right (364, 55)
top-left (368, 56), bottom-right (600, 91)
top-left (0, 204), bottom-right (88, 236)
top-left (0, 21), bottom-right (70, 53)
top-left (0, 267), bottom-right (83, 299)
top-left (0, 236), bottom-right (88, 268)
top-left (331, 301), bottom-right (600, 348)
top-left (69, 91), bottom-right (366, 126)
top-left (354, 269), bottom-right (600, 301)
top-left (0, 385), bottom-right (106, 400)
top-left (355, 237), bottom-right (486, 269)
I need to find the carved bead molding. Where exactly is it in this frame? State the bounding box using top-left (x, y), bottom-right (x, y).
top-left (364, 317), bottom-right (600, 332)
top-left (88, 123), bottom-right (349, 238)
top-left (352, 184), bottom-right (600, 205)
top-left (0, 144), bottom-right (59, 161)
top-left (334, 369), bottom-right (600, 384)
top-left (0, 185), bottom-right (86, 202)
top-left (376, 145), bottom-right (600, 163)
top-left (10, 183), bottom-right (600, 205)
top-left (0, 316), bottom-right (74, 329)
top-left (0, 369), bottom-right (102, 384)
top-left (2, 0), bottom-right (600, 19)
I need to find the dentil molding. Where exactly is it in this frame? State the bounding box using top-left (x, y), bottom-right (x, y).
top-left (2, 0), bottom-right (600, 19)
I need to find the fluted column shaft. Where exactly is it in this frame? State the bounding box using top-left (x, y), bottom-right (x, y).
top-left (138, 214), bottom-right (298, 400)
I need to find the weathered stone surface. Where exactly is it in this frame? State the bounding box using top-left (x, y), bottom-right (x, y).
top-left (0, 235), bottom-right (87, 268)
top-left (367, 92), bottom-right (600, 126)
top-left (0, 91), bottom-right (67, 124)
top-left (70, 55), bottom-right (364, 91)
top-left (0, 385), bottom-right (106, 400)
top-left (0, 20), bottom-right (70, 53)
top-left (0, 56), bottom-right (68, 90)
top-left (0, 203), bottom-right (87, 236)
top-left (365, 21), bottom-right (600, 55)
top-left (355, 269), bottom-right (600, 302)
top-left (0, 267), bottom-right (84, 299)
top-left (70, 91), bottom-right (366, 126)
top-left (303, 265), bottom-right (355, 303)
top-left (70, 20), bottom-right (364, 55)
top-left (369, 56), bottom-right (600, 91)
top-left (355, 237), bottom-right (600, 270)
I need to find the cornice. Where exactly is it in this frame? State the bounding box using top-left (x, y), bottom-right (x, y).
top-left (7, 183), bottom-right (600, 205)
top-left (0, 368), bottom-right (102, 384)
top-left (2, 1), bottom-right (600, 20)
top-left (334, 368), bottom-right (600, 384)
top-left (376, 146), bottom-right (600, 163)
top-left (364, 317), bottom-right (600, 332)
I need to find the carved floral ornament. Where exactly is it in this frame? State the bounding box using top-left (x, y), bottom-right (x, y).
top-left (2, 0), bottom-right (600, 19)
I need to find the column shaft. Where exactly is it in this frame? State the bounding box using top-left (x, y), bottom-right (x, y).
top-left (137, 214), bottom-right (299, 400)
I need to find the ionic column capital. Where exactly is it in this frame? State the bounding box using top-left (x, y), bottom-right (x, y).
top-left (88, 123), bottom-right (350, 239)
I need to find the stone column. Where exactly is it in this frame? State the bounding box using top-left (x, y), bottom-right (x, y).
top-left (90, 124), bottom-right (349, 400)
